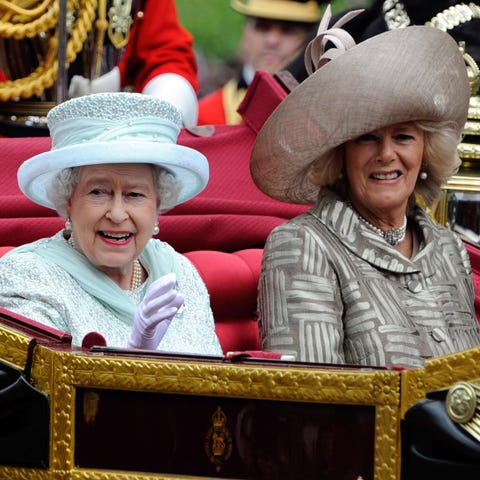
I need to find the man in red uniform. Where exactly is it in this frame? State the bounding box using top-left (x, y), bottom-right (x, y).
top-left (197, 0), bottom-right (323, 126)
top-left (68, 0), bottom-right (199, 126)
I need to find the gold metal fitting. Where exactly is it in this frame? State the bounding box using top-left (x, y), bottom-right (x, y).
top-left (446, 381), bottom-right (480, 442)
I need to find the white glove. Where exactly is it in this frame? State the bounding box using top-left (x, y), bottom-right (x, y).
top-left (68, 69), bottom-right (197, 126)
top-left (68, 67), bottom-right (121, 98)
top-left (142, 73), bottom-right (198, 127)
top-left (127, 273), bottom-right (184, 350)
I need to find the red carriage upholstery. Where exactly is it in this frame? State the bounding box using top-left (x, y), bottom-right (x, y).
top-left (184, 249), bottom-right (262, 353)
top-left (464, 241), bottom-right (480, 323)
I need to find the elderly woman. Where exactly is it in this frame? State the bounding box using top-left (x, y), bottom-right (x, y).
top-left (250, 9), bottom-right (480, 368)
top-left (0, 92), bottom-right (222, 356)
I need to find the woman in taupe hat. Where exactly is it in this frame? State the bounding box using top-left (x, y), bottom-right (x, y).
top-left (251, 7), bottom-right (480, 368)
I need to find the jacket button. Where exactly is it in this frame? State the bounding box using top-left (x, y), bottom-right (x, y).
top-left (407, 280), bottom-right (422, 293)
top-left (431, 328), bottom-right (447, 343)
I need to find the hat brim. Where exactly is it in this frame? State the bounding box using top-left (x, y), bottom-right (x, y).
top-left (250, 26), bottom-right (470, 204)
top-left (18, 141), bottom-right (209, 210)
top-left (230, 0), bottom-right (321, 23)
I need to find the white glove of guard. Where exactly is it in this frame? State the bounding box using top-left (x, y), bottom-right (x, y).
top-left (127, 273), bottom-right (184, 350)
top-left (68, 67), bottom-right (121, 98)
top-left (68, 69), bottom-right (197, 126)
top-left (142, 73), bottom-right (198, 127)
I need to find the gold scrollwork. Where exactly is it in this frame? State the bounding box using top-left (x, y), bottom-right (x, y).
top-left (0, 325), bottom-right (31, 370)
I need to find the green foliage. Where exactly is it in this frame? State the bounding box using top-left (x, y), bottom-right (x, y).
top-left (176, 0), bottom-right (349, 62)
top-left (176, 0), bottom-right (245, 61)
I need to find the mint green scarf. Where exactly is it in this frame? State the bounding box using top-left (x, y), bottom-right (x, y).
top-left (7, 233), bottom-right (179, 325)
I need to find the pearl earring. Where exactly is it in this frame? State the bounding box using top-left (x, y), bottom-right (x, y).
top-left (63, 217), bottom-right (74, 243)
top-left (153, 223), bottom-right (159, 235)
top-left (419, 171), bottom-right (428, 180)
top-left (64, 218), bottom-right (77, 249)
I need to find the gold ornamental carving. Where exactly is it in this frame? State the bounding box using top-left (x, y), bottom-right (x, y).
top-left (30, 346), bottom-right (54, 393)
top-left (0, 466), bottom-right (50, 480)
top-left (65, 353), bottom-right (399, 406)
top-left (204, 406), bottom-right (233, 473)
top-left (46, 350), bottom-right (76, 473)
top-left (374, 404), bottom-right (400, 480)
top-left (0, 325), bottom-right (32, 370)
top-left (401, 346), bottom-right (480, 415)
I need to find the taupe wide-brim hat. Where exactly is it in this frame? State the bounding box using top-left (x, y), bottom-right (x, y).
top-left (250, 22), bottom-right (470, 204)
top-left (231, 0), bottom-right (321, 23)
top-left (18, 92), bottom-right (209, 210)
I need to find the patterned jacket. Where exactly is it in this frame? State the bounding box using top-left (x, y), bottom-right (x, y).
top-left (258, 188), bottom-right (480, 368)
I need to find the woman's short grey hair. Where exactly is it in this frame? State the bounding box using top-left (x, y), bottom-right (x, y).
top-left (309, 120), bottom-right (462, 207)
top-left (47, 164), bottom-right (180, 218)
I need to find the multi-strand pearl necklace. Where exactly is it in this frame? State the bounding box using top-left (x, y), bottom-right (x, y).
top-left (358, 214), bottom-right (407, 245)
top-left (130, 259), bottom-right (144, 290)
top-left (348, 204), bottom-right (407, 246)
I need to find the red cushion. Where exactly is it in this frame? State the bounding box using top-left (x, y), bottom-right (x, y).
top-left (0, 246), bottom-right (14, 257)
top-left (184, 249), bottom-right (262, 353)
top-left (465, 241), bottom-right (480, 323)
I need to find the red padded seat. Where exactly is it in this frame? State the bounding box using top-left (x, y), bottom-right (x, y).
top-left (184, 249), bottom-right (262, 354)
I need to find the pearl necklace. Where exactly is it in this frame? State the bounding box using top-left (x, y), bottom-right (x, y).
top-left (130, 259), bottom-right (143, 290)
top-left (348, 204), bottom-right (407, 246)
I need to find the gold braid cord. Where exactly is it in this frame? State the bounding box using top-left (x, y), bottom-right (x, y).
top-left (0, 0), bottom-right (57, 39)
top-left (0, 0), bottom-right (97, 101)
top-left (93, 0), bottom-right (107, 78)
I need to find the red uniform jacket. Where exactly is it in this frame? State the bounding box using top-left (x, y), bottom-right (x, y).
top-left (117, 0), bottom-right (198, 93)
top-left (197, 88), bottom-right (226, 125)
top-left (198, 78), bottom-right (247, 126)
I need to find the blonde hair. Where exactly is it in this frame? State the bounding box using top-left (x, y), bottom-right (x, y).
top-left (309, 120), bottom-right (462, 207)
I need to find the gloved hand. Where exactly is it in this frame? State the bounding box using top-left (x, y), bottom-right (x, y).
top-left (142, 73), bottom-right (198, 127)
top-left (127, 273), bottom-right (184, 350)
top-left (68, 67), bottom-right (121, 98)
